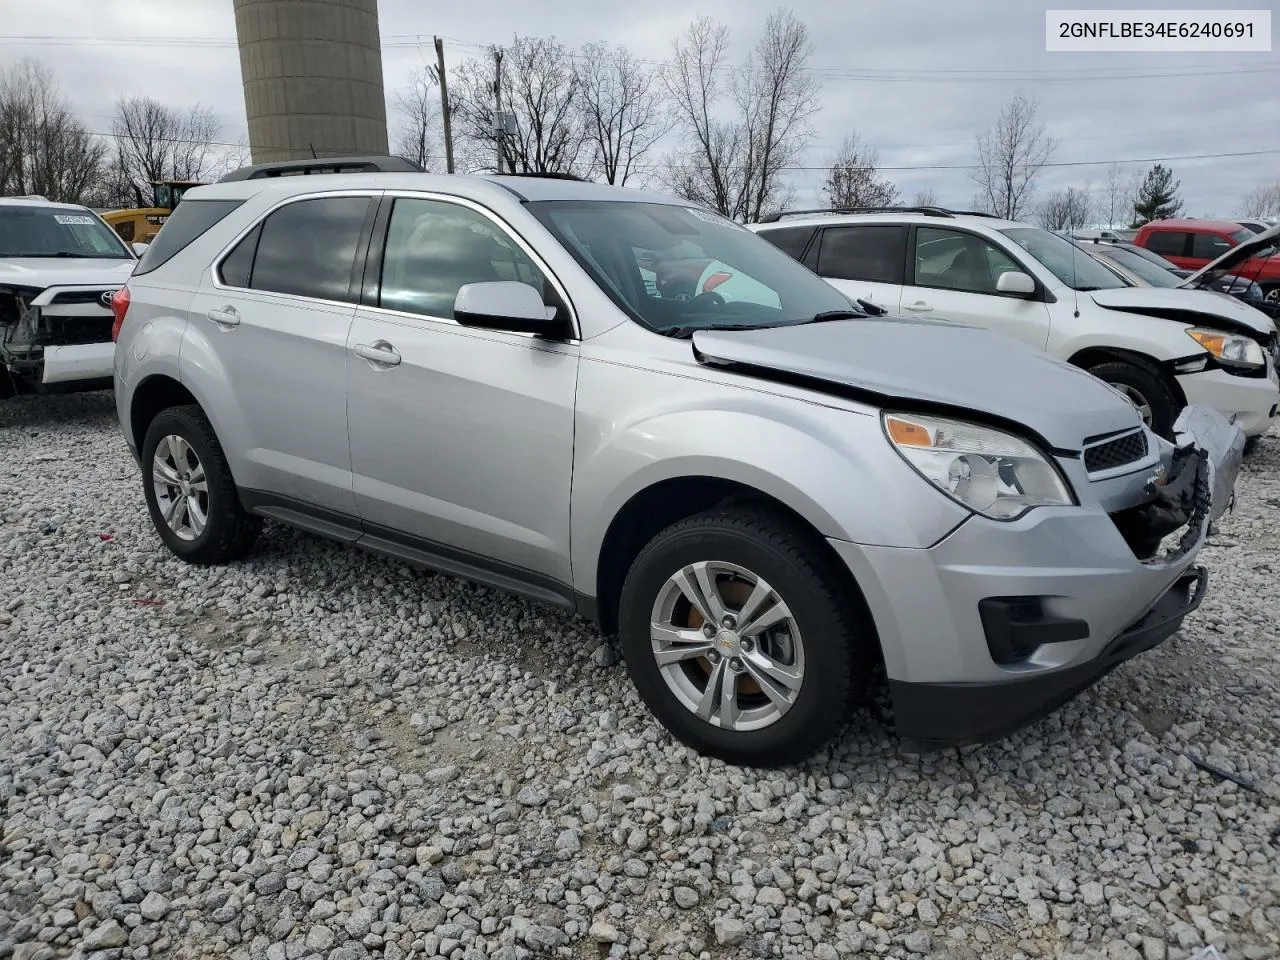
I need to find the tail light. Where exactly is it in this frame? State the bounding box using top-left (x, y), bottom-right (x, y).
top-left (110, 286), bottom-right (131, 342)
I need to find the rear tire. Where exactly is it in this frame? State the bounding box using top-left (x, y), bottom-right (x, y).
top-left (1088, 360), bottom-right (1180, 440)
top-left (617, 505), bottom-right (871, 767)
top-left (141, 404), bottom-right (261, 565)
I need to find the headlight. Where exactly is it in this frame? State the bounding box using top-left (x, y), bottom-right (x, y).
top-left (1187, 328), bottom-right (1265, 368)
top-left (882, 413), bottom-right (1074, 520)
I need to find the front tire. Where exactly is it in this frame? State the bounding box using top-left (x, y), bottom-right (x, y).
top-left (1088, 360), bottom-right (1180, 440)
top-left (141, 405), bottom-right (261, 565)
top-left (617, 505), bottom-right (871, 767)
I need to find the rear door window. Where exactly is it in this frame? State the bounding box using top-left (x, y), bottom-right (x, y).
top-left (1143, 231), bottom-right (1188, 258)
top-left (248, 197), bottom-right (371, 302)
top-left (815, 225), bottom-right (908, 283)
top-left (133, 199), bottom-right (244, 275)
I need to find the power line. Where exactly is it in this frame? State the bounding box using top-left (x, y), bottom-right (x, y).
top-left (81, 125), bottom-right (1280, 174)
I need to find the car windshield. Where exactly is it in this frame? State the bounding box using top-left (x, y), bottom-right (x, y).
top-left (1001, 226), bottom-right (1128, 291)
top-left (526, 200), bottom-right (857, 336)
top-left (0, 205), bottom-right (131, 259)
top-left (1095, 246), bottom-right (1181, 287)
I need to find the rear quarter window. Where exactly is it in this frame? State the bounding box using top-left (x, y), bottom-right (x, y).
top-left (756, 226), bottom-right (816, 262)
top-left (134, 199), bottom-right (244, 276)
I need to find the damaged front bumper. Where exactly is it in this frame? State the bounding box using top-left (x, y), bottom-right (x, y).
top-left (829, 404), bottom-right (1246, 746)
top-left (1, 284), bottom-right (117, 393)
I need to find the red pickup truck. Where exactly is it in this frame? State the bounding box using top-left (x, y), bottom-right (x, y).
top-left (1134, 219), bottom-right (1280, 304)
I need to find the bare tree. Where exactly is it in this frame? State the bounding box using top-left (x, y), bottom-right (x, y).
top-left (911, 188), bottom-right (938, 208)
top-left (578, 42), bottom-right (662, 186)
top-left (392, 67), bottom-right (441, 171)
top-left (823, 132), bottom-right (898, 209)
top-left (0, 59), bottom-right (107, 204)
top-left (112, 97), bottom-right (221, 206)
top-left (664, 11), bottom-right (819, 221)
top-left (452, 35), bottom-right (588, 176)
top-left (1240, 181), bottom-right (1280, 218)
top-left (971, 94), bottom-right (1057, 220)
top-left (1038, 186), bottom-right (1092, 231)
top-left (1101, 163), bottom-right (1127, 228)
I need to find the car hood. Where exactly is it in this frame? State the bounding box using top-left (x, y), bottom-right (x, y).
top-left (0, 257), bottom-right (136, 288)
top-left (1179, 222), bottom-right (1280, 290)
top-left (1089, 286), bottom-right (1275, 338)
top-left (692, 316), bottom-right (1140, 452)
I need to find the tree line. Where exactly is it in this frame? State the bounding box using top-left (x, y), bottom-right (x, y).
top-left (3, 14), bottom-right (1275, 229)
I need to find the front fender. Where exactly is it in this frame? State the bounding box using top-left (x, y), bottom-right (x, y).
top-left (1052, 312), bottom-right (1197, 365)
top-left (570, 359), bottom-right (969, 596)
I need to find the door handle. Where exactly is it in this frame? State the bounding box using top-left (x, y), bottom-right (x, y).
top-left (207, 305), bottom-right (240, 328)
top-left (903, 301), bottom-right (933, 313)
top-left (354, 341), bottom-right (401, 367)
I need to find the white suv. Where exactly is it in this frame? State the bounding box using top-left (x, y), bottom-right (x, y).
top-left (750, 209), bottom-right (1280, 440)
top-left (0, 197), bottom-right (138, 400)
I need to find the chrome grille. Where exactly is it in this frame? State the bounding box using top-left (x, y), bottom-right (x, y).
top-left (1084, 428), bottom-right (1149, 474)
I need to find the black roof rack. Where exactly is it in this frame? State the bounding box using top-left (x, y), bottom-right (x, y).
top-left (757, 205), bottom-right (998, 224)
top-left (493, 171), bottom-right (589, 182)
top-left (217, 155), bottom-right (426, 182)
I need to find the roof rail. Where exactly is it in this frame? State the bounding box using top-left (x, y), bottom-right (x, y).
top-left (493, 171), bottom-right (589, 182)
top-left (217, 155), bottom-right (426, 182)
top-left (757, 205), bottom-right (1000, 224)
top-left (8, 194), bottom-right (50, 201)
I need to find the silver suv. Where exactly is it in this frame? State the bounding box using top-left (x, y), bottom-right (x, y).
top-left (113, 158), bottom-right (1245, 766)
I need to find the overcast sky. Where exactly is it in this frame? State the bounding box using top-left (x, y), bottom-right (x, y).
top-left (3, 0), bottom-right (1277, 219)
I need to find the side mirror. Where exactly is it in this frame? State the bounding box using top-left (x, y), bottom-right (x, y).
top-left (131, 242), bottom-right (149, 256)
top-left (996, 271), bottom-right (1036, 296)
top-left (453, 281), bottom-right (562, 336)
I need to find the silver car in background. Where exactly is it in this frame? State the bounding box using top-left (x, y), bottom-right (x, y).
top-left (112, 159), bottom-right (1244, 766)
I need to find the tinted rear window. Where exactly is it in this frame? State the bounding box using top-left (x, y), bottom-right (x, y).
top-left (817, 225), bottom-right (908, 283)
top-left (134, 199), bottom-right (243, 275)
top-left (249, 197), bottom-right (371, 302)
top-left (756, 226), bottom-right (816, 262)
top-left (1142, 231), bottom-right (1186, 258)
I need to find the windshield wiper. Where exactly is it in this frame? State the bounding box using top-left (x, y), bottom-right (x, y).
top-left (663, 323), bottom-right (762, 339)
top-left (796, 308), bottom-right (868, 325)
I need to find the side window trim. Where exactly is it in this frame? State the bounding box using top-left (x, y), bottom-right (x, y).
top-left (211, 189), bottom-right (383, 307)
top-left (362, 190), bottom-right (580, 340)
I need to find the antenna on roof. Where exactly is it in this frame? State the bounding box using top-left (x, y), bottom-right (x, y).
top-left (309, 143), bottom-right (318, 159)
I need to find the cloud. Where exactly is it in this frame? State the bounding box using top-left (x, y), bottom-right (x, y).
top-left (5, 0), bottom-right (1276, 216)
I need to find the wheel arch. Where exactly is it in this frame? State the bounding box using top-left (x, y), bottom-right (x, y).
top-left (128, 374), bottom-right (201, 452)
top-left (1065, 345), bottom-right (1188, 408)
top-left (590, 475), bottom-right (878, 656)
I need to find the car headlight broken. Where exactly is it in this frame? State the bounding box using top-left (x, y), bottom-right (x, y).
top-left (883, 413), bottom-right (1074, 520)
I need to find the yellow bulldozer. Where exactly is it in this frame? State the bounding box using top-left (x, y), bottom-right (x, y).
top-left (100, 180), bottom-right (206, 245)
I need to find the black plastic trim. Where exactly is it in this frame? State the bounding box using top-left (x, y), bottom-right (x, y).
top-left (979, 597), bottom-right (1090, 665)
top-left (891, 565), bottom-right (1208, 746)
top-left (238, 489), bottom-right (577, 611)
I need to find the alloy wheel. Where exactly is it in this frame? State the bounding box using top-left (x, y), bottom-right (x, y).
top-left (152, 434), bottom-right (209, 542)
top-left (649, 560), bottom-right (805, 732)
top-left (1107, 382), bottom-right (1153, 427)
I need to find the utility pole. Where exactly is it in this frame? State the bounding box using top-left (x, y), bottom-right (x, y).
top-left (493, 47), bottom-right (504, 175)
top-left (434, 36), bottom-right (455, 173)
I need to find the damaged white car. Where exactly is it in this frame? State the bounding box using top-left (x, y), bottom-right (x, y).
top-left (0, 197), bottom-right (137, 400)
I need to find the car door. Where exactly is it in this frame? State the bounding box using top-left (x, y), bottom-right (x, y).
top-left (346, 194), bottom-right (579, 590)
top-left (899, 226), bottom-right (1052, 350)
top-left (810, 224), bottom-right (907, 312)
top-left (187, 192), bottom-right (376, 516)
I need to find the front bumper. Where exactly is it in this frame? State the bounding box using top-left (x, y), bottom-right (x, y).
top-left (833, 404), bottom-right (1244, 746)
top-left (1177, 365), bottom-right (1279, 438)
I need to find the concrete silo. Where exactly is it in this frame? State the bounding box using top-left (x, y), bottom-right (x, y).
top-left (233, 0), bottom-right (389, 163)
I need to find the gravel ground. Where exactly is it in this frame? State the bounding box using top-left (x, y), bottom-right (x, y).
top-left (2, 391), bottom-right (1278, 960)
